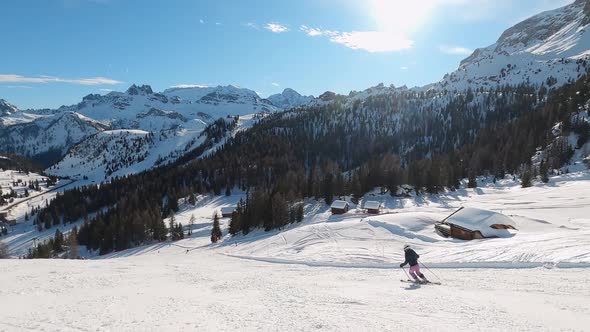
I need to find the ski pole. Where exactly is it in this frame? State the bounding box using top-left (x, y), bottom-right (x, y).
top-left (420, 262), bottom-right (442, 281)
top-left (400, 266), bottom-right (411, 280)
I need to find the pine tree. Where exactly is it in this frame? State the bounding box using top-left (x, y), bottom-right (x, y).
top-left (351, 173), bottom-right (363, 204)
top-left (323, 173), bottom-right (334, 205)
top-left (188, 194), bottom-right (196, 205)
top-left (225, 185), bottom-right (231, 197)
top-left (168, 193), bottom-right (179, 212)
top-left (153, 217), bottom-right (167, 242)
top-left (540, 160), bottom-right (549, 183)
top-left (521, 169), bottom-right (533, 188)
top-left (229, 211), bottom-right (240, 236)
top-left (271, 193), bottom-right (288, 230)
top-left (44, 215), bottom-right (52, 230)
top-left (177, 223), bottom-right (184, 239)
top-left (53, 229), bottom-right (64, 253)
top-left (211, 213), bottom-right (222, 243)
top-left (169, 212), bottom-right (176, 241)
top-left (67, 227), bottom-right (79, 259)
top-left (468, 172), bottom-right (477, 188)
top-left (295, 203), bottom-right (304, 223)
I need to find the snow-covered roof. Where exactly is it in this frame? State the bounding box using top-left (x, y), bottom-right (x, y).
top-left (331, 200), bottom-right (348, 209)
top-left (220, 207), bottom-right (236, 214)
top-left (445, 207), bottom-right (516, 238)
top-left (363, 201), bottom-right (382, 210)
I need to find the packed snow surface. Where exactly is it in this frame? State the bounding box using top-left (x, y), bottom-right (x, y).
top-left (1, 250), bottom-right (589, 331)
top-left (224, 172), bottom-right (590, 268)
top-left (1, 170), bottom-right (590, 330)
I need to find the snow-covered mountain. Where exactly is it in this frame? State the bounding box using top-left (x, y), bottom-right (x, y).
top-left (53, 84), bottom-right (279, 131)
top-left (0, 84), bottom-right (292, 170)
top-left (428, 0), bottom-right (590, 92)
top-left (3, 1), bottom-right (590, 180)
top-left (46, 127), bottom-right (207, 180)
top-left (0, 99), bottom-right (17, 117)
top-left (267, 88), bottom-right (315, 109)
top-left (334, 0), bottom-right (590, 102)
top-left (0, 112), bottom-right (108, 162)
top-left (0, 99), bottom-right (44, 127)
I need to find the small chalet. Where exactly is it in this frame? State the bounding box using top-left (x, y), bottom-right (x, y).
top-left (330, 200), bottom-right (349, 215)
top-left (363, 201), bottom-right (382, 214)
top-left (220, 206), bottom-right (236, 218)
top-left (435, 207), bottom-right (517, 240)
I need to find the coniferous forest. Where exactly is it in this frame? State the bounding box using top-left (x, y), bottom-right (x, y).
top-left (26, 72), bottom-right (590, 258)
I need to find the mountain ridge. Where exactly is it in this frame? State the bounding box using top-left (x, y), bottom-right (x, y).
top-left (2, 0), bottom-right (590, 179)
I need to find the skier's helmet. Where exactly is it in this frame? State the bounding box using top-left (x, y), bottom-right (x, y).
top-left (403, 244), bottom-right (411, 251)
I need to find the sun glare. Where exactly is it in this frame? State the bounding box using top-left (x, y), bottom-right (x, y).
top-left (370, 0), bottom-right (435, 33)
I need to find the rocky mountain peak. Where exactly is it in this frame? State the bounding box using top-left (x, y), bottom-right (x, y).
top-left (126, 84), bottom-right (153, 96)
top-left (268, 88), bottom-right (314, 109)
top-left (0, 99), bottom-right (18, 116)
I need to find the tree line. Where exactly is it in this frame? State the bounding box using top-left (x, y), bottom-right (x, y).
top-left (27, 72), bottom-right (590, 257)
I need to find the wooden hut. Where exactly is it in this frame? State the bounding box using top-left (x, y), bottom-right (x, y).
top-left (363, 201), bottom-right (382, 214)
top-left (330, 200), bottom-right (349, 215)
top-left (220, 207), bottom-right (236, 218)
top-left (435, 207), bottom-right (517, 240)
top-left (7, 217), bottom-right (16, 226)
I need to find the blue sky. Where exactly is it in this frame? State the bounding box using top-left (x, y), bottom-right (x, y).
top-left (0, 0), bottom-right (574, 109)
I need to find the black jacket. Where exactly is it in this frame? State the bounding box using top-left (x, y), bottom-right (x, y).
top-left (401, 249), bottom-right (420, 267)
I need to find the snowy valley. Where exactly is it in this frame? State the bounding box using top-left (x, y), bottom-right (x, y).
top-left (2, 1), bottom-right (590, 331)
top-left (2, 164), bottom-right (590, 331)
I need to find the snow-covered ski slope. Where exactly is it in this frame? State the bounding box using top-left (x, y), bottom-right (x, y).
top-left (1, 170), bottom-right (590, 330)
top-left (46, 127), bottom-right (207, 181)
top-left (145, 168), bottom-right (589, 269)
top-left (2, 248), bottom-right (589, 331)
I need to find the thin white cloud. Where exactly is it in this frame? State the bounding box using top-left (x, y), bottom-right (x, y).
top-left (170, 84), bottom-right (209, 89)
top-left (300, 25), bottom-right (338, 37)
top-left (301, 26), bottom-right (413, 53)
top-left (199, 19), bottom-right (205, 24)
top-left (99, 88), bottom-right (113, 92)
top-left (439, 45), bottom-right (473, 55)
top-left (265, 22), bottom-right (289, 33)
top-left (332, 31), bottom-right (413, 52)
top-left (0, 74), bottom-right (123, 85)
top-left (215, 22), bottom-right (222, 26)
top-left (245, 22), bottom-right (260, 30)
top-left (0, 85), bottom-right (33, 89)
top-left (400, 66), bottom-right (408, 70)
top-left (271, 82), bottom-right (280, 87)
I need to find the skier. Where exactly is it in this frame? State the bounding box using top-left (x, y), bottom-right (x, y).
top-left (400, 244), bottom-right (429, 283)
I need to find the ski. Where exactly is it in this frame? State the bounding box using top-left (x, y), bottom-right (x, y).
top-left (400, 279), bottom-right (441, 285)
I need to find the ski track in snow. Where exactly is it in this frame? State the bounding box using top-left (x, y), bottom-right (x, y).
top-left (1, 252), bottom-right (589, 331)
top-left (1, 171), bottom-right (590, 330)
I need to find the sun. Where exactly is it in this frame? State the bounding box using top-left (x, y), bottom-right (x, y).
top-left (370, 0), bottom-right (435, 33)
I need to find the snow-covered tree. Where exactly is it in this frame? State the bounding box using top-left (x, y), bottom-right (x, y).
top-left (211, 213), bottom-right (222, 243)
